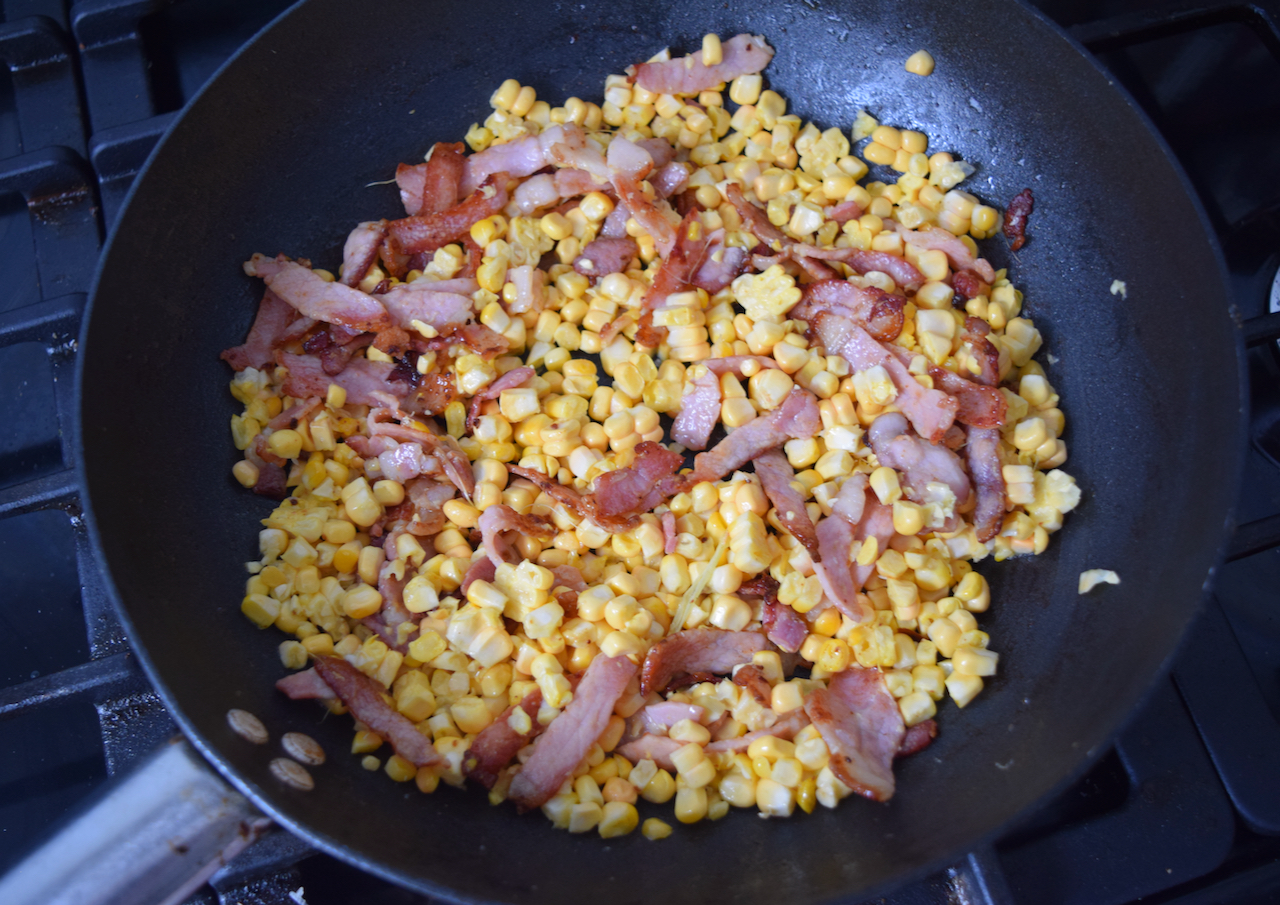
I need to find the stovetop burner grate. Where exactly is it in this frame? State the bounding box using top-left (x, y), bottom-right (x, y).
top-left (1, 2), bottom-right (1279, 903)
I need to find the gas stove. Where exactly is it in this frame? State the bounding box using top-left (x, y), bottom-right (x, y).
top-left (1, 1), bottom-right (1278, 903)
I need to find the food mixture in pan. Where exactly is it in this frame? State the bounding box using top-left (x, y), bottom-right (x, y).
top-left (222, 34), bottom-right (1081, 839)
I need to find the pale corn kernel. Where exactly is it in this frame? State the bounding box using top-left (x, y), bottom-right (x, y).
top-left (372, 480), bottom-right (404, 506)
top-left (946, 672), bottom-right (984, 707)
top-left (755, 778), bottom-right (794, 817)
top-left (953, 646), bottom-right (999, 677)
top-left (899, 690), bottom-right (937, 726)
top-left (905, 50), bottom-right (935, 76)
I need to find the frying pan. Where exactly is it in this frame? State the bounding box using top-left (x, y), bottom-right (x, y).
top-left (28, 0), bottom-right (1248, 901)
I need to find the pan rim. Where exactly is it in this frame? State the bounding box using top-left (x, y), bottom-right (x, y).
top-left (72, 0), bottom-right (1248, 901)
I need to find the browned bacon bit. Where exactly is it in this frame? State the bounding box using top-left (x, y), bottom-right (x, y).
top-left (788, 246), bottom-right (924, 293)
top-left (465, 688), bottom-right (545, 790)
top-left (1003, 188), bottom-right (1034, 251)
top-left (478, 503), bottom-right (556, 567)
top-left (640, 628), bottom-right (769, 695)
top-left (885, 344), bottom-right (1007, 429)
top-left (592, 440), bottom-right (686, 520)
top-left (396, 141), bottom-right (466, 217)
top-left (509, 655), bottom-right (638, 810)
top-left (738, 574), bottom-right (780, 598)
top-left (951, 270), bottom-right (991, 302)
top-left (762, 597), bottom-right (809, 654)
top-left (636, 210), bottom-right (711, 347)
top-left (573, 237), bottom-right (637, 281)
top-left (793, 279), bottom-right (907, 343)
top-left (407, 369), bottom-right (457, 416)
top-left (276, 667), bottom-right (336, 701)
top-left (967, 426), bottom-right (1006, 543)
top-left (733, 664), bottom-right (772, 705)
top-left (670, 366), bottom-right (720, 451)
top-left (690, 389), bottom-right (821, 484)
top-left (246, 255), bottom-right (392, 334)
top-left (309, 656), bottom-right (443, 768)
top-left (416, 323), bottom-right (509, 360)
top-left (458, 231), bottom-right (483, 279)
top-left (221, 290), bottom-right (299, 371)
top-left (279, 353), bottom-right (410, 405)
top-left (754, 449), bottom-right (821, 561)
top-left (252, 462), bottom-right (288, 501)
top-left (664, 670), bottom-right (721, 692)
top-left (961, 316), bottom-right (1001, 389)
top-left (804, 665), bottom-right (905, 802)
top-left (460, 556), bottom-right (497, 594)
top-left (385, 171), bottom-right (510, 259)
top-left (897, 719), bottom-right (938, 759)
top-left (466, 366), bottom-right (535, 433)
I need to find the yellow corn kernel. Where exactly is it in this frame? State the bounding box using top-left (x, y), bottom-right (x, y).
top-left (642, 817), bottom-right (673, 840)
top-left (755, 778), bottom-right (794, 817)
top-left (905, 50), bottom-right (935, 76)
top-left (869, 466), bottom-right (902, 505)
top-left (892, 500), bottom-right (925, 536)
top-left (232, 460), bottom-right (259, 488)
top-left (701, 32), bottom-right (723, 66)
top-left (675, 786), bottom-right (708, 824)
top-left (372, 479), bottom-right (404, 506)
top-left (267, 429), bottom-right (303, 460)
top-left (641, 768), bottom-right (676, 804)
top-left (352, 729), bottom-right (383, 754)
top-left (946, 671), bottom-right (984, 707)
top-left (953, 646), bottom-right (999, 677)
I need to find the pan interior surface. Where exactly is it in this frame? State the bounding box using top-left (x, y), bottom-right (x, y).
top-left (78, 0), bottom-right (1241, 902)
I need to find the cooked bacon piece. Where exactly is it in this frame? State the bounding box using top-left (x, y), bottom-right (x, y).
top-left (763, 597), bottom-right (808, 654)
top-left (703, 708), bottom-right (809, 754)
top-left (726, 182), bottom-right (838, 281)
top-left (616, 734), bottom-right (681, 771)
top-left (755, 449), bottom-right (820, 560)
top-left (314, 333), bottom-right (373, 377)
top-left (961, 316), bottom-right (1001, 388)
top-left (252, 461), bottom-right (288, 501)
top-left (512, 173), bottom-right (560, 215)
top-left (459, 128), bottom-right (560, 195)
top-left (804, 665), bottom-right (904, 801)
top-left (464, 688), bottom-right (544, 790)
top-left (467, 366), bottom-right (534, 433)
top-left (554, 166), bottom-right (609, 198)
top-left (827, 200), bottom-right (863, 223)
top-left (897, 719), bottom-right (938, 758)
top-left (813, 314), bottom-right (957, 442)
top-left (403, 477), bottom-right (454, 536)
top-left (794, 279), bottom-right (906, 343)
top-left (789, 246), bottom-right (924, 293)
top-left (573, 237), bottom-right (637, 280)
top-left (378, 284), bottom-right (474, 332)
top-left (738, 574), bottom-right (779, 597)
top-left (662, 510), bottom-right (678, 555)
top-left (851, 499), bottom-right (897, 591)
top-left (1003, 188), bottom-right (1034, 251)
top-left (607, 137), bottom-right (678, 256)
top-left (691, 389), bottom-right (820, 483)
top-left (376, 441), bottom-right (431, 484)
top-left (968, 426), bottom-right (1006, 542)
top-left (814, 515), bottom-right (871, 623)
top-left (632, 701), bottom-right (706, 736)
top-left (339, 221), bottom-right (388, 287)
top-left (365, 558), bottom-right (416, 651)
top-left (691, 231), bottom-right (749, 293)
top-left (640, 628), bottom-right (769, 695)
top-left (952, 270), bottom-right (991, 302)
top-left (831, 473), bottom-right (868, 526)
top-left (884, 344), bottom-right (1007, 429)
top-left (507, 464), bottom-right (593, 519)
top-left (386, 172), bottom-right (510, 257)
top-left (397, 142), bottom-right (465, 216)
top-left (477, 503), bottom-right (556, 567)
top-left (651, 161), bottom-right (691, 198)
top-left (733, 663), bottom-right (772, 705)
top-left (891, 222), bottom-right (996, 283)
top-left (670, 367), bottom-right (721, 451)
top-left (367, 414), bottom-right (474, 497)
top-left (310, 656), bottom-right (442, 767)
top-left (278, 352), bottom-right (411, 405)
top-left (551, 564), bottom-right (587, 592)
top-left (407, 369), bottom-right (457, 416)
top-left (633, 34), bottom-right (774, 95)
top-left (416, 323), bottom-right (509, 361)
top-left (275, 667), bottom-right (336, 701)
top-left (509, 654), bottom-right (638, 810)
top-left (635, 210), bottom-right (709, 345)
top-left (221, 290), bottom-right (299, 371)
top-left (867, 412), bottom-right (972, 510)
top-left (461, 556), bottom-right (497, 594)
top-left (593, 441), bottom-right (686, 519)
top-left (246, 255), bottom-right (392, 333)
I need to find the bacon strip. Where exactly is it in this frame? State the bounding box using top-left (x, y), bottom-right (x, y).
top-left (464, 689), bottom-right (544, 789)
top-left (968, 427), bottom-right (1006, 542)
top-left (691, 231), bottom-right (749, 293)
top-left (789, 245), bottom-right (924, 293)
top-left (867, 412), bottom-right (972, 510)
top-left (339, 221), bottom-right (388, 287)
top-left (1003, 188), bottom-right (1034, 251)
top-left (386, 172), bottom-right (510, 257)
top-left (640, 629), bottom-right (769, 695)
top-left (278, 353), bottom-right (411, 406)
top-left (804, 665), bottom-right (904, 801)
top-left (762, 597), bottom-right (809, 654)
top-left (670, 367), bottom-right (722, 451)
top-left (726, 182), bottom-right (837, 281)
top-left (310, 656), bottom-right (442, 767)
top-left (592, 441), bottom-right (685, 520)
top-left (508, 654), bottom-right (638, 810)
top-left (851, 498), bottom-right (897, 591)
top-left (633, 34), bottom-right (775, 96)
top-left (221, 290), bottom-right (298, 371)
top-left (378, 284), bottom-right (474, 332)
top-left (573, 237), bottom-right (637, 281)
top-left (636, 210), bottom-right (708, 346)
top-left (814, 515), bottom-right (869, 623)
top-left (275, 667), bottom-right (335, 701)
top-left (397, 141), bottom-right (466, 216)
top-left (691, 389), bottom-right (820, 483)
top-left (890, 222), bottom-right (996, 283)
top-left (466, 366), bottom-right (534, 433)
top-left (754, 449), bottom-right (820, 560)
top-left (478, 503), bottom-right (556, 567)
top-left (703, 708), bottom-right (809, 754)
top-left (884, 344), bottom-right (1007, 429)
top-left (897, 719), bottom-right (938, 758)
top-left (616, 734), bottom-right (681, 771)
top-left (733, 663), bottom-right (773, 705)
top-left (793, 279), bottom-right (906, 342)
top-left (246, 255), bottom-right (391, 333)
top-left (632, 701), bottom-right (706, 736)
top-left (831, 473), bottom-right (868, 526)
top-left (813, 313), bottom-right (957, 443)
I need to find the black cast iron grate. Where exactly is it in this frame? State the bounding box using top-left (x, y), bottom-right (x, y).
top-left (1, 1), bottom-right (1279, 903)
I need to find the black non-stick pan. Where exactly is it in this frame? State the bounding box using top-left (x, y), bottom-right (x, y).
top-left (61, 0), bottom-right (1245, 901)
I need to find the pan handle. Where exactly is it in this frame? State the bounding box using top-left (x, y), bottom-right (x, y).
top-left (0, 737), bottom-right (267, 905)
